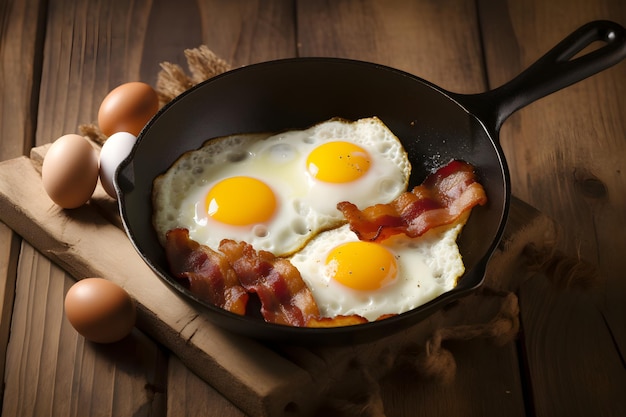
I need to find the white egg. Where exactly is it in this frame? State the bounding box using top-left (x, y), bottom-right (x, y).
top-left (152, 117), bottom-right (410, 256)
top-left (99, 132), bottom-right (137, 199)
top-left (288, 222), bottom-right (466, 321)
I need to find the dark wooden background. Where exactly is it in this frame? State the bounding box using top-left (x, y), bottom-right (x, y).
top-left (1, 0), bottom-right (625, 416)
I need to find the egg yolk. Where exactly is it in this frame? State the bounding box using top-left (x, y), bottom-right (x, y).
top-left (326, 241), bottom-right (397, 291)
top-left (205, 176), bottom-right (276, 226)
top-left (307, 141), bottom-right (371, 183)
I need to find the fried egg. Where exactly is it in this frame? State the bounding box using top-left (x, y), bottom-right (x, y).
top-left (152, 117), bottom-right (410, 256)
top-left (288, 221), bottom-right (466, 321)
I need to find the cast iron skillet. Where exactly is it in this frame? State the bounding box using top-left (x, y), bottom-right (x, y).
top-left (116, 20), bottom-right (626, 344)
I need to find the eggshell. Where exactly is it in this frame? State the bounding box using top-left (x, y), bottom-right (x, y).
top-left (42, 134), bottom-right (99, 209)
top-left (64, 278), bottom-right (136, 344)
top-left (99, 131), bottom-right (137, 199)
top-left (98, 82), bottom-right (159, 137)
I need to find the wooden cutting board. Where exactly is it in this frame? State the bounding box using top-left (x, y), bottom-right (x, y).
top-left (0, 144), bottom-right (558, 417)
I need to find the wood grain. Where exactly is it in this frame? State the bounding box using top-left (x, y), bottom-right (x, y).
top-left (0, 223), bottom-right (20, 405)
top-left (166, 356), bottom-right (245, 417)
top-left (0, 0), bottom-right (45, 160)
top-left (0, 0), bottom-right (46, 407)
top-left (2, 0), bottom-right (625, 416)
top-left (379, 340), bottom-right (525, 417)
top-left (2, 243), bottom-right (167, 417)
top-left (35, 0), bottom-right (155, 146)
top-left (520, 278), bottom-right (626, 416)
top-left (34, 0), bottom-right (297, 148)
top-left (297, 0), bottom-right (486, 94)
top-left (478, 0), bottom-right (626, 415)
top-left (196, 0), bottom-right (296, 66)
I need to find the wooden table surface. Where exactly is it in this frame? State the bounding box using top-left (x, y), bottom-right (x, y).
top-left (1, 1), bottom-right (625, 416)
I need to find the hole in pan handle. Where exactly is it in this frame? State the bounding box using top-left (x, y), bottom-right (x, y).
top-left (455, 20), bottom-right (626, 135)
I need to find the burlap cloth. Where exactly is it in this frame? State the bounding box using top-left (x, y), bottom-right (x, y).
top-left (79, 47), bottom-right (597, 416)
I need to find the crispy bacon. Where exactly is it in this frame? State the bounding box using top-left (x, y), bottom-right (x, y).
top-left (337, 159), bottom-right (487, 242)
top-left (164, 160), bottom-right (486, 327)
top-left (306, 315), bottom-right (369, 327)
top-left (306, 313), bottom-right (397, 327)
top-left (165, 228), bottom-right (248, 315)
top-left (218, 240), bottom-right (320, 327)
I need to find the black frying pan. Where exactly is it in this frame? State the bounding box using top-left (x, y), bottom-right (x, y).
top-left (116, 20), bottom-right (626, 344)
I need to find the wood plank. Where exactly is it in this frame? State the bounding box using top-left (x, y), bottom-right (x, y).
top-left (139, 0), bottom-right (296, 74)
top-left (297, 0), bottom-right (486, 94)
top-left (477, 0), bottom-right (626, 415)
top-left (2, 242), bottom-right (168, 417)
top-left (35, 0), bottom-right (297, 148)
top-left (379, 340), bottom-right (525, 417)
top-left (0, 0), bottom-right (47, 409)
top-left (0, 0), bottom-right (45, 160)
top-left (166, 356), bottom-right (245, 417)
top-left (0, 222), bottom-right (20, 405)
top-left (520, 278), bottom-right (626, 416)
top-left (35, 0), bottom-right (155, 145)
top-left (194, 0), bottom-right (296, 67)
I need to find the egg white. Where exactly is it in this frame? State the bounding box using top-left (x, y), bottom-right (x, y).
top-left (288, 222), bottom-right (466, 321)
top-left (152, 117), bottom-right (410, 256)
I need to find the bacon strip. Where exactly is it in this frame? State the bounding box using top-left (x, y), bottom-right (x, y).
top-left (218, 240), bottom-right (320, 327)
top-left (306, 313), bottom-right (398, 327)
top-left (165, 228), bottom-right (248, 315)
top-left (338, 160), bottom-right (487, 242)
top-left (164, 160), bottom-right (485, 327)
top-left (306, 315), bottom-right (368, 327)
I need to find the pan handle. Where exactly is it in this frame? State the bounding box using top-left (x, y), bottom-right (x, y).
top-left (457, 20), bottom-right (626, 134)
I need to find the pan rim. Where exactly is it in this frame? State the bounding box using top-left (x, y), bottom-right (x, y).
top-left (116, 57), bottom-right (510, 344)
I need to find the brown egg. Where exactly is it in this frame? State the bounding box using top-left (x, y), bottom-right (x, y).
top-left (64, 278), bottom-right (136, 344)
top-left (98, 82), bottom-right (159, 137)
top-left (41, 134), bottom-right (99, 209)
